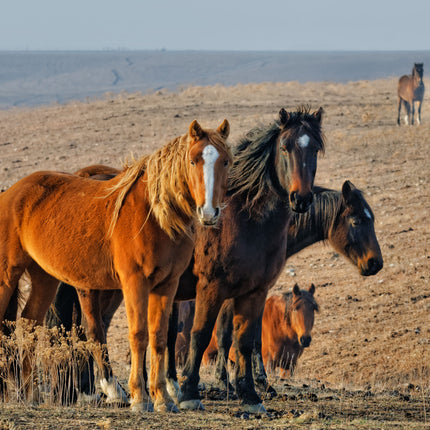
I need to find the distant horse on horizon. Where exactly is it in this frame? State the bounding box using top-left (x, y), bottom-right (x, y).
top-left (0, 119), bottom-right (232, 412)
top-left (397, 63), bottom-right (425, 126)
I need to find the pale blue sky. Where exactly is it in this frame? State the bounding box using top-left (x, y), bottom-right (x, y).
top-left (2, 0), bottom-right (430, 51)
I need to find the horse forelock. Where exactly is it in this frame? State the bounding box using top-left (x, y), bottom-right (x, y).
top-left (281, 290), bottom-right (319, 324)
top-left (280, 105), bottom-right (326, 154)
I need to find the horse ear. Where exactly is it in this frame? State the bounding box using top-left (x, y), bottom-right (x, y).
top-left (279, 108), bottom-right (290, 125)
top-left (217, 119), bottom-right (230, 139)
top-left (309, 283), bottom-right (316, 295)
top-left (312, 107), bottom-right (324, 123)
top-left (292, 283), bottom-right (301, 296)
top-left (341, 180), bottom-right (356, 202)
top-left (189, 120), bottom-right (204, 141)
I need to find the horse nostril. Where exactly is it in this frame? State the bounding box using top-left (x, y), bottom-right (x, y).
top-left (290, 191), bottom-right (297, 203)
top-left (300, 336), bottom-right (311, 347)
top-left (214, 207), bottom-right (220, 218)
top-left (366, 257), bottom-right (383, 275)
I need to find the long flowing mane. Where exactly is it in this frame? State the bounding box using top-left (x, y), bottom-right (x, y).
top-left (108, 130), bottom-right (229, 239)
top-left (227, 106), bottom-right (325, 219)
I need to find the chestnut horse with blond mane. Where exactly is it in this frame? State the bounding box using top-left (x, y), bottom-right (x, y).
top-left (0, 119), bottom-right (232, 412)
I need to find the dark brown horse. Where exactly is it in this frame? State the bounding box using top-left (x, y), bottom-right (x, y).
top-left (397, 63), bottom-right (425, 125)
top-left (170, 180), bottom-right (383, 396)
top-left (0, 119), bottom-right (232, 412)
top-left (176, 106), bottom-right (324, 413)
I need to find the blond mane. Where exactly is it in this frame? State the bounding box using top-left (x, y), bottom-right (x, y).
top-left (107, 128), bottom-right (231, 239)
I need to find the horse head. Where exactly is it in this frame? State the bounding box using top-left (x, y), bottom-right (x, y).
top-left (289, 283), bottom-right (319, 348)
top-left (330, 180), bottom-right (383, 276)
top-left (413, 63), bottom-right (424, 85)
top-left (277, 107), bottom-right (325, 213)
top-left (187, 119), bottom-right (232, 226)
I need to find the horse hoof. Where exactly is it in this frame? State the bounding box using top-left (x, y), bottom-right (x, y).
top-left (242, 403), bottom-right (267, 414)
top-left (179, 399), bottom-right (205, 410)
top-left (130, 401), bottom-right (154, 412)
top-left (166, 379), bottom-right (180, 400)
top-left (100, 377), bottom-right (129, 405)
top-left (155, 401), bottom-right (179, 413)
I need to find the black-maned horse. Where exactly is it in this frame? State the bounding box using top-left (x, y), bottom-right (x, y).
top-left (397, 62), bottom-right (425, 126)
top-left (192, 180), bottom-right (383, 396)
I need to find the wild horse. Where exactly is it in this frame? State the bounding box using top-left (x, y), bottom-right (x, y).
top-left (0, 119), bottom-right (232, 412)
top-left (197, 180), bottom-right (383, 395)
top-left (397, 62), bottom-right (425, 125)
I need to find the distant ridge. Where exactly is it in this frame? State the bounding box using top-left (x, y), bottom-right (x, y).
top-left (1, 50), bottom-right (429, 108)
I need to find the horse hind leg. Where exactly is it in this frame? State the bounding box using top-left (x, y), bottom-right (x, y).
top-left (77, 288), bottom-right (129, 406)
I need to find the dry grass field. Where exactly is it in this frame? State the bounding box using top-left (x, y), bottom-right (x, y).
top-left (0, 78), bottom-right (429, 429)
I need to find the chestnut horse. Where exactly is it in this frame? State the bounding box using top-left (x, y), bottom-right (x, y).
top-left (204, 284), bottom-right (319, 378)
top-left (397, 62), bottom-right (425, 126)
top-left (170, 180), bottom-right (383, 396)
top-left (0, 119), bottom-right (232, 412)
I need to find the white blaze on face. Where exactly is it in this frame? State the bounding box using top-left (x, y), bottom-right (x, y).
top-left (364, 208), bottom-right (372, 220)
top-left (201, 144), bottom-right (219, 218)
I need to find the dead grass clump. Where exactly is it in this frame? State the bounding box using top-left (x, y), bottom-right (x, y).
top-left (0, 319), bottom-right (102, 406)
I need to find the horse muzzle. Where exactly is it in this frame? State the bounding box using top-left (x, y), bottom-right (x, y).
top-left (197, 206), bottom-right (220, 226)
top-left (359, 257), bottom-right (383, 276)
top-left (290, 191), bottom-right (313, 213)
top-left (299, 335), bottom-right (312, 348)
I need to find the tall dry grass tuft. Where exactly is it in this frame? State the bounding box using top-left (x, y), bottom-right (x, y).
top-left (0, 319), bottom-right (103, 406)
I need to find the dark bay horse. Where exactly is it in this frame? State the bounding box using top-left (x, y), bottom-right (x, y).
top-left (169, 180), bottom-right (383, 396)
top-left (176, 106), bottom-right (325, 412)
top-left (397, 62), bottom-right (425, 125)
top-left (0, 119), bottom-right (232, 412)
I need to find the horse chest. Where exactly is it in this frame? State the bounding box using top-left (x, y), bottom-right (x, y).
top-left (196, 208), bottom-right (290, 293)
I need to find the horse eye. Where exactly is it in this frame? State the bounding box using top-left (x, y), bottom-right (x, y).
top-left (351, 218), bottom-right (360, 227)
top-left (224, 159), bottom-right (229, 167)
top-left (190, 160), bottom-right (196, 166)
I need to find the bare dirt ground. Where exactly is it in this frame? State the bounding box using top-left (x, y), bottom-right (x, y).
top-left (0, 78), bottom-right (429, 428)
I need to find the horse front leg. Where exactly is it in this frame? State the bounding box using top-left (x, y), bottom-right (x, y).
top-left (178, 284), bottom-right (224, 410)
top-left (121, 275), bottom-right (152, 412)
top-left (78, 288), bottom-right (128, 405)
top-left (411, 101), bottom-right (416, 125)
top-left (232, 289), bottom-right (268, 413)
top-left (147, 281), bottom-right (178, 413)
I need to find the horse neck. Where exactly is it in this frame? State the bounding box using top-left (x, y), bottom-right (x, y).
top-left (286, 186), bottom-right (341, 258)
